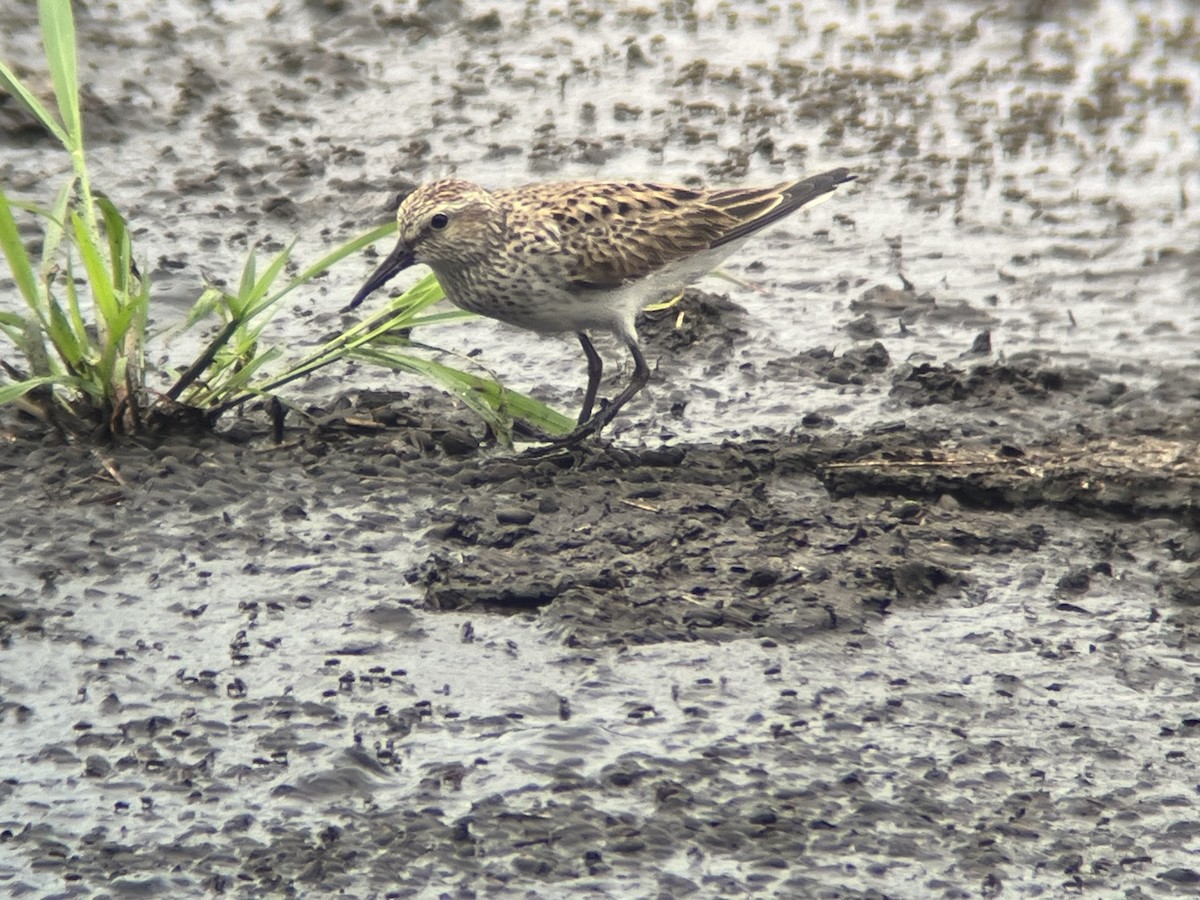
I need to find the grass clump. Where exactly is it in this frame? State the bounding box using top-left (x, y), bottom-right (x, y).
top-left (0, 0), bottom-right (572, 443)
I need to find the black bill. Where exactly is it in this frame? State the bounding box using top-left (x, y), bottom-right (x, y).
top-left (342, 240), bottom-right (416, 311)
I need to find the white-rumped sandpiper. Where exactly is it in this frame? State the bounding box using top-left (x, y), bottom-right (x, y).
top-left (347, 169), bottom-right (855, 443)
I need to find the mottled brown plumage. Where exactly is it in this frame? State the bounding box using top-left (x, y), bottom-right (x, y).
top-left (348, 168), bottom-right (855, 443)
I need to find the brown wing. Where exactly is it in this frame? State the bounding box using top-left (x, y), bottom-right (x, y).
top-left (498, 182), bottom-right (730, 289)
top-left (507, 169), bottom-right (854, 289)
top-left (706, 167), bottom-right (856, 248)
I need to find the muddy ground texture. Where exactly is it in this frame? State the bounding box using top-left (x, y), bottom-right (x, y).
top-left (4, 0), bottom-right (1200, 896)
top-left (3, 289), bottom-right (1200, 897)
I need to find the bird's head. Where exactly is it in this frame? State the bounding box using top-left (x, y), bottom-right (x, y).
top-left (345, 179), bottom-right (499, 311)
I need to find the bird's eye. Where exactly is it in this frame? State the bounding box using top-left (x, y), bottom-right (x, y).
top-left (430, 213), bottom-right (449, 230)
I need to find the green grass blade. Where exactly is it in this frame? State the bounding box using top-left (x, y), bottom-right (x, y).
top-left (0, 374), bottom-right (67, 405)
top-left (269, 221), bottom-right (398, 307)
top-left (331, 273), bottom-right (448, 354)
top-left (388, 270), bottom-right (445, 309)
top-left (405, 310), bottom-right (478, 328)
top-left (96, 195), bottom-right (133, 292)
top-left (353, 346), bottom-right (508, 436)
top-left (96, 303), bottom-right (136, 389)
top-left (301, 221), bottom-right (396, 283)
top-left (61, 260), bottom-right (91, 358)
top-left (242, 241), bottom-right (294, 318)
top-left (163, 285), bottom-right (224, 338)
top-left (45, 290), bottom-right (86, 369)
top-left (270, 271), bottom-right (448, 380)
top-left (0, 189), bottom-right (42, 311)
top-left (211, 347), bottom-right (282, 394)
top-left (353, 346), bottom-right (575, 436)
top-left (38, 0), bottom-right (81, 147)
top-left (233, 249), bottom-right (257, 317)
top-left (0, 60), bottom-right (69, 147)
top-left (8, 196), bottom-right (62, 221)
top-left (70, 210), bottom-right (118, 325)
top-left (206, 272), bottom-right (443, 415)
top-left (40, 180), bottom-right (74, 276)
top-left (172, 242), bottom-right (291, 402)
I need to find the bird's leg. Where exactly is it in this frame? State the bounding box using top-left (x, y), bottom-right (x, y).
top-left (559, 336), bottom-right (650, 445)
top-left (511, 333), bottom-right (603, 449)
top-left (521, 335), bottom-right (648, 456)
top-left (576, 332), bottom-right (603, 425)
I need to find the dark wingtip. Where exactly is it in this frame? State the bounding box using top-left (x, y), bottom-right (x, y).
top-left (786, 166), bottom-right (857, 206)
top-left (819, 167), bottom-right (857, 189)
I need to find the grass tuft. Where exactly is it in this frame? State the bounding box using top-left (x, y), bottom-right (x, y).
top-left (0, 0), bottom-right (571, 443)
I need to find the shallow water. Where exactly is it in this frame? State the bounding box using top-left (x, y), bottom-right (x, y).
top-left (3, 0), bottom-right (1200, 896)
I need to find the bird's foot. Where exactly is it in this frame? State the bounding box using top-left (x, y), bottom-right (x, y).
top-left (516, 406), bottom-right (619, 458)
top-left (518, 425), bottom-right (602, 459)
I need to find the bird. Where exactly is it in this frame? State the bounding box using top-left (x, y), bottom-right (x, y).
top-left (346, 168), bottom-right (855, 444)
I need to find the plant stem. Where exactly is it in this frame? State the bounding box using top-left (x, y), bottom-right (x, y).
top-left (166, 318), bottom-right (242, 401)
top-left (203, 304), bottom-right (417, 422)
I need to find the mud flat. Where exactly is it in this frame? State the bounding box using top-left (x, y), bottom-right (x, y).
top-left (2, 0), bottom-right (1200, 896)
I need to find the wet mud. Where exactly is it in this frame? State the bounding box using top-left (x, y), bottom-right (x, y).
top-left (3, 0), bottom-right (1200, 897)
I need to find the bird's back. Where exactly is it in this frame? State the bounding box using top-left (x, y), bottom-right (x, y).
top-left (496, 169), bottom-right (854, 292)
top-left (433, 169), bottom-right (854, 337)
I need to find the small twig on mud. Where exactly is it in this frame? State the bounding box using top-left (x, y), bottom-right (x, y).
top-left (339, 416), bottom-right (387, 429)
top-left (91, 449), bottom-right (127, 486)
top-left (618, 497), bottom-right (659, 512)
top-left (252, 441), bottom-right (302, 453)
top-left (677, 595), bottom-right (754, 627)
top-left (823, 457), bottom-right (1022, 470)
top-left (78, 490), bottom-right (126, 506)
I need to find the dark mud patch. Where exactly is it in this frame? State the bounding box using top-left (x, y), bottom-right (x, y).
top-left (412, 440), bottom-right (951, 642)
top-left (402, 412), bottom-right (1200, 650)
top-left (890, 356), bottom-right (1113, 410)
